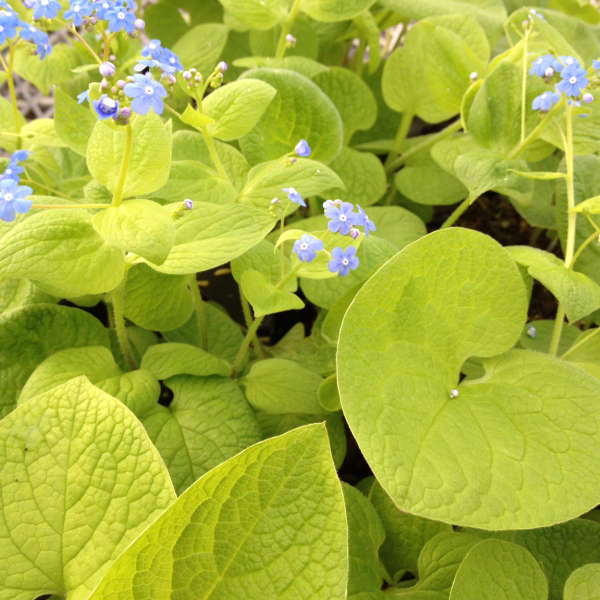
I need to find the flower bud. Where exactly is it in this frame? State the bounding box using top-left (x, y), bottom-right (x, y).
top-left (99, 61), bottom-right (116, 78)
top-left (469, 71), bottom-right (477, 81)
top-left (285, 33), bottom-right (296, 47)
top-left (217, 61), bottom-right (228, 72)
top-left (134, 18), bottom-right (145, 30)
top-left (544, 66), bottom-right (555, 78)
top-left (117, 79), bottom-right (125, 88)
top-left (527, 324), bottom-right (537, 338)
top-left (450, 389), bottom-right (459, 399)
top-left (183, 70), bottom-right (192, 80)
top-left (583, 92), bottom-right (594, 104)
top-left (184, 198), bottom-right (193, 210)
top-left (349, 227), bottom-right (360, 240)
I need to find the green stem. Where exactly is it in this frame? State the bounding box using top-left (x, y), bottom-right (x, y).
top-left (111, 282), bottom-right (137, 370)
top-left (21, 178), bottom-right (74, 201)
top-left (520, 26), bottom-right (530, 144)
top-left (31, 203), bottom-right (107, 209)
top-left (65, 23), bottom-right (102, 63)
top-left (112, 123), bottom-right (133, 207)
top-left (569, 229), bottom-right (599, 268)
top-left (201, 126), bottom-right (229, 180)
top-left (188, 275), bottom-right (208, 350)
top-left (275, 0), bottom-right (303, 58)
top-left (384, 111), bottom-right (413, 169)
top-left (3, 44), bottom-right (21, 150)
top-left (385, 120), bottom-right (461, 173)
top-left (239, 289), bottom-right (264, 358)
top-left (549, 104), bottom-right (575, 356)
top-left (441, 194), bottom-right (475, 229)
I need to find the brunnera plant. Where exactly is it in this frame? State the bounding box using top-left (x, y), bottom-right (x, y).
top-left (2, 0), bottom-right (600, 598)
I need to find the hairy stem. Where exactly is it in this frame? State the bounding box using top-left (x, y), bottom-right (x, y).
top-left (275, 0), bottom-right (302, 59)
top-left (201, 126), bottom-right (229, 180)
top-left (441, 194), bottom-right (476, 229)
top-left (111, 281), bottom-right (137, 370)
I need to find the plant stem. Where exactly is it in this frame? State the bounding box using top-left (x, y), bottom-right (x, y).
top-left (520, 25), bottom-right (530, 144)
top-left (201, 126), bottom-right (229, 180)
top-left (110, 282), bottom-right (137, 370)
top-left (441, 194), bottom-right (475, 229)
top-left (549, 104), bottom-right (576, 356)
top-left (67, 24), bottom-right (102, 63)
top-left (21, 179), bottom-right (74, 200)
top-left (188, 275), bottom-right (208, 350)
top-left (569, 229), bottom-right (599, 268)
top-left (385, 119), bottom-right (461, 173)
top-left (275, 0), bottom-right (302, 58)
top-left (112, 123), bottom-right (133, 207)
top-left (384, 111), bottom-right (413, 169)
top-left (239, 289), bottom-right (265, 358)
top-left (3, 43), bottom-right (21, 150)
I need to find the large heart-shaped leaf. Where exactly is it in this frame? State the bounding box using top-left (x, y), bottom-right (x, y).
top-left (338, 228), bottom-right (600, 529)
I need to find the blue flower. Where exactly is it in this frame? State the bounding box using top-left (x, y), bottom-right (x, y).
top-left (354, 204), bottom-right (376, 237)
top-left (93, 0), bottom-right (117, 20)
top-left (294, 139), bottom-right (311, 157)
top-left (93, 94), bottom-right (119, 120)
top-left (32, 0), bottom-right (62, 19)
top-left (105, 5), bottom-right (135, 33)
top-left (160, 48), bottom-right (183, 72)
top-left (2, 150), bottom-right (31, 182)
top-left (325, 200), bottom-right (355, 235)
top-left (77, 89), bottom-right (90, 104)
top-left (10, 150), bottom-right (31, 163)
top-left (293, 234), bottom-right (323, 263)
top-left (557, 64), bottom-right (588, 97)
top-left (64, 0), bottom-right (93, 26)
top-left (532, 91), bottom-right (560, 112)
top-left (529, 54), bottom-right (556, 77)
top-left (0, 9), bottom-right (18, 44)
top-left (123, 73), bottom-right (167, 115)
top-left (141, 39), bottom-right (163, 58)
top-left (0, 178), bottom-right (32, 222)
top-left (553, 55), bottom-right (580, 73)
top-left (328, 246), bottom-right (359, 277)
top-left (282, 186), bottom-right (306, 207)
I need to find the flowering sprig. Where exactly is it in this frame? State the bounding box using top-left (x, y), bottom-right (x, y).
top-left (0, 2), bottom-right (51, 59)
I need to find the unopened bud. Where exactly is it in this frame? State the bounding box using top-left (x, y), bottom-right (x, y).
top-left (469, 71), bottom-right (477, 81)
top-left (134, 18), bottom-right (145, 30)
top-left (583, 92), bottom-right (594, 104)
top-left (450, 389), bottom-right (459, 399)
top-left (100, 78), bottom-right (109, 89)
top-left (527, 324), bottom-right (537, 338)
top-left (99, 61), bottom-right (116, 78)
top-left (184, 198), bottom-right (193, 210)
top-left (270, 197), bottom-right (280, 205)
top-left (183, 70), bottom-right (192, 80)
top-left (285, 33), bottom-right (296, 47)
top-left (217, 61), bottom-right (228, 72)
top-left (544, 66), bottom-right (555, 78)
top-left (117, 79), bottom-right (125, 88)
top-left (349, 227), bottom-right (360, 240)
top-left (119, 107), bottom-right (132, 120)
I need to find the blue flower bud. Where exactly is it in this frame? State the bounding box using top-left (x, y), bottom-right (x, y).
top-left (294, 139), bottom-right (311, 157)
top-left (99, 61), bottom-right (116, 78)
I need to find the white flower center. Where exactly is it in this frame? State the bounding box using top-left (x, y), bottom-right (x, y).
top-left (0, 26), bottom-right (4, 33)
top-left (74, 5), bottom-right (81, 11)
top-left (117, 11), bottom-right (125, 19)
top-left (342, 258), bottom-right (349, 266)
top-left (5, 169), bottom-right (12, 175)
top-left (4, 193), bottom-right (14, 202)
top-left (144, 85), bottom-right (154, 95)
top-left (103, 98), bottom-right (116, 109)
top-left (300, 243), bottom-right (308, 250)
top-left (41, 0), bottom-right (48, 5)
top-left (339, 215), bottom-right (347, 221)
top-left (569, 76), bottom-right (577, 84)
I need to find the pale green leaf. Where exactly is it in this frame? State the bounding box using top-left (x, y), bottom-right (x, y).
top-left (319, 374), bottom-right (341, 412)
top-left (241, 269), bottom-right (304, 317)
top-left (574, 195), bottom-right (600, 213)
top-left (141, 342), bottom-right (232, 378)
top-left (301, 0), bottom-right (375, 22)
top-left (395, 164), bottom-right (467, 206)
top-left (172, 24), bottom-right (229, 77)
top-left (0, 377), bottom-right (176, 600)
top-left (0, 278), bottom-right (54, 313)
top-left (89, 424), bottom-right (348, 599)
top-left (54, 87), bottom-right (96, 156)
top-left (217, 0), bottom-right (289, 30)
top-left (564, 564), bottom-right (600, 600)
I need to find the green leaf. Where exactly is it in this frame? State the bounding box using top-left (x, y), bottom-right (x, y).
top-left (0, 377), bottom-right (176, 600)
top-left (54, 87), bottom-right (96, 156)
top-left (0, 210), bottom-right (126, 297)
top-left (574, 195), bottom-right (600, 213)
top-left (338, 228), bottom-right (600, 529)
top-left (0, 304), bottom-right (109, 417)
top-left (124, 264), bottom-right (193, 332)
top-left (89, 424), bottom-right (348, 599)
top-left (0, 96), bottom-right (25, 153)
top-left (301, 0), bottom-right (375, 21)
top-left (87, 114), bottom-right (172, 199)
top-left (202, 78), bottom-right (277, 141)
top-left (312, 67), bottom-right (377, 143)
top-left (135, 375), bottom-right (261, 494)
top-left (179, 104), bottom-right (216, 129)
top-left (144, 0), bottom-right (188, 46)
top-left (561, 329), bottom-right (600, 379)
top-left (0, 278), bottom-right (54, 313)
top-left (141, 342), bottom-right (232, 378)
top-left (343, 483), bottom-right (385, 595)
top-left (172, 24), bottom-right (229, 77)
top-left (329, 147), bottom-right (387, 207)
top-left (142, 202), bottom-right (275, 275)
top-left (92, 199), bottom-right (176, 264)
top-left (449, 539), bottom-right (548, 600)
top-left (241, 269), bottom-right (304, 317)
top-left (241, 358), bottom-right (324, 414)
top-left (239, 157), bottom-right (343, 209)
top-left (217, 0), bottom-right (288, 29)
top-left (564, 564), bottom-right (600, 600)
top-left (508, 245), bottom-right (600, 322)
top-left (395, 164), bottom-right (467, 206)
top-left (239, 68), bottom-right (343, 164)
top-left (319, 374), bottom-right (341, 412)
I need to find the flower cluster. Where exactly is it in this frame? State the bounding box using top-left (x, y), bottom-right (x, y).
top-left (530, 54), bottom-right (595, 112)
top-left (0, 151), bottom-right (33, 222)
top-left (0, 1), bottom-right (51, 59)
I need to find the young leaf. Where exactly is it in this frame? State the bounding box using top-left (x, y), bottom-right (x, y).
top-left (54, 87), bottom-right (96, 156)
top-left (88, 424), bottom-right (348, 599)
top-left (172, 24), bottom-right (229, 78)
top-left (202, 79), bottom-right (277, 141)
top-left (301, 0), bottom-right (375, 22)
top-left (240, 269), bottom-right (304, 317)
top-left (564, 564), bottom-right (600, 600)
top-left (574, 195), bottom-right (600, 213)
top-left (216, 0), bottom-right (288, 30)
top-left (141, 342), bottom-right (232, 378)
top-left (0, 377), bottom-right (176, 600)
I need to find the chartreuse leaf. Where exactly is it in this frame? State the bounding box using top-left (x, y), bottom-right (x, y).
top-left (54, 87), bottom-right (96, 156)
top-left (0, 377), bottom-right (176, 600)
top-left (89, 424), bottom-right (348, 599)
top-left (124, 264), bottom-right (193, 332)
top-left (395, 164), bottom-right (467, 206)
top-left (0, 304), bottom-right (109, 418)
top-left (216, 0), bottom-right (288, 30)
top-left (343, 483), bottom-right (385, 596)
top-left (319, 374), bottom-right (341, 412)
top-left (312, 67), bottom-right (377, 143)
top-left (239, 68), bottom-right (343, 164)
top-left (564, 564), bottom-right (600, 600)
top-left (241, 358), bottom-right (324, 414)
top-left (0, 97), bottom-right (25, 152)
top-left (241, 269), bottom-right (304, 317)
top-left (574, 195), bottom-right (600, 213)
top-left (301, 0), bottom-right (374, 22)
top-left (92, 199), bottom-right (176, 265)
top-left (87, 113), bottom-right (171, 198)
top-left (238, 157), bottom-right (343, 209)
top-left (450, 540), bottom-right (548, 600)
top-left (202, 79), bottom-right (276, 141)
top-left (131, 375), bottom-right (262, 494)
top-left (141, 342), bottom-right (232, 378)
top-left (0, 278), bottom-right (54, 313)
top-left (172, 24), bottom-right (229, 78)
top-left (508, 246), bottom-right (600, 322)
top-left (339, 227), bottom-right (600, 529)
top-left (143, 201), bottom-right (275, 275)
top-left (0, 210), bottom-right (126, 298)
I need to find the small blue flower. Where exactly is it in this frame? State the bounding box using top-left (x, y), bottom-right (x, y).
top-left (354, 204), bottom-right (376, 237)
top-left (141, 39), bottom-right (163, 58)
top-left (532, 91), bottom-right (560, 112)
top-left (184, 198), bottom-right (193, 210)
top-left (293, 234), bottom-right (324, 263)
top-left (282, 186), bottom-right (306, 207)
top-left (93, 94), bottom-right (119, 120)
top-left (159, 48), bottom-right (183, 72)
top-left (123, 73), bottom-right (167, 115)
top-left (64, 0), bottom-right (93, 26)
top-left (11, 150), bottom-right (31, 163)
top-left (557, 64), bottom-right (588, 97)
top-left (32, 0), bottom-right (62, 19)
top-left (93, 0), bottom-right (117, 20)
top-left (325, 200), bottom-right (355, 235)
top-left (529, 54), bottom-right (556, 77)
top-left (328, 246), bottom-right (359, 277)
top-left (105, 5), bottom-right (135, 33)
top-left (0, 9), bottom-right (18, 44)
top-left (77, 89), bottom-right (90, 104)
top-left (295, 139), bottom-right (311, 157)
top-left (0, 178), bottom-right (33, 222)
top-left (553, 55), bottom-right (580, 73)
top-left (594, 59), bottom-right (600, 71)
top-left (527, 324), bottom-right (537, 338)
